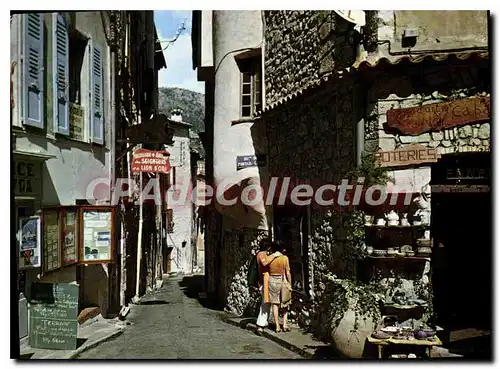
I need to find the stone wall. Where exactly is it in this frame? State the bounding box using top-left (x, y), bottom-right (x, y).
top-left (365, 61), bottom-right (491, 155)
top-left (264, 11), bottom-right (361, 105)
top-left (265, 79), bottom-right (361, 334)
top-left (221, 227), bottom-right (269, 316)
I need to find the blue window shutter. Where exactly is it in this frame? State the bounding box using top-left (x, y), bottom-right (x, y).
top-left (90, 41), bottom-right (104, 145)
top-left (52, 13), bottom-right (69, 135)
top-left (22, 13), bottom-right (44, 129)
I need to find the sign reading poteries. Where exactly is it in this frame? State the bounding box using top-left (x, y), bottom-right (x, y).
top-left (376, 144), bottom-right (441, 167)
top-left (131, 149), bottom-right (171, 174)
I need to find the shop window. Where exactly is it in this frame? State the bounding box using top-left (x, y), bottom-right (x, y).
top-left (238, 56), bottom-right (262, 117)
top-left (36, 206), bottom-right (115, 274)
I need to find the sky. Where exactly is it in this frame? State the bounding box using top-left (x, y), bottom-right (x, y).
top-left (154, 10), bottom-right (205, 94)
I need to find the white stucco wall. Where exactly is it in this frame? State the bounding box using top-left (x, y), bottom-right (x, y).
top-left (12, 12), bottom-right (112, 206)
top-left (12, 12), bottom-right (113, 317)
top-left (210, 11), bottom-right (270, 230)
top-left (165, 124), bottom-right (193, 274)
top-left (375, 11), bottom-right (488, 61)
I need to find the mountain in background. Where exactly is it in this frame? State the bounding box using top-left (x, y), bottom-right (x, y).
top-left (158, 87), bottom-right (205, 133)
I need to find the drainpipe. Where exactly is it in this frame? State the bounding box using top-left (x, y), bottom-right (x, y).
top-left (356, 82), bottom-right (365, 166)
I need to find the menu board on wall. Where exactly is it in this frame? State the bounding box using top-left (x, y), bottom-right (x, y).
top-left (62, 209), bottom-right (78, 265)
top-left (43, 211), bottom-right (61, 272)
top-left (82, 209), bottom-right (113, 262)
top-left (19, 216), bottom-right (41, 269)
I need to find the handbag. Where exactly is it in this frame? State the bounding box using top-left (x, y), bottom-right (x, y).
top-left (281, 275), bottom-right (292, 307)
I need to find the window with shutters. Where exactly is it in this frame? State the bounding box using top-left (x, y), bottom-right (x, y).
top-left (52, 13), bottom-right (70, 136)
top-left (21, 13), bottom-right (45, 129)
top-left (239, 56), bottom-right (262, 118)
top-left (90, 40), bottom-right (104, 145)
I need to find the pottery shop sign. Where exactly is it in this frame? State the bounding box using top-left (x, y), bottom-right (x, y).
top-left (376, 144), bottom-right (441, 168)
top-left (386, 97), bottom-right (490, 136)
top-left (131, 149), bottom-right (171, 174)
top-left (14, 158), bottom-right (41, 197)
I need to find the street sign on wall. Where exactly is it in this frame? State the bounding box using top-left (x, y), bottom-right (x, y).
top-left (131, 149), bottom-right (171, 174)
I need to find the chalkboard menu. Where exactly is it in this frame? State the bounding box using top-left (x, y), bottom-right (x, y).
top-left (43, 211), bottom-right (61, 272)
top-left (29, 283), bottom-right (79, 350)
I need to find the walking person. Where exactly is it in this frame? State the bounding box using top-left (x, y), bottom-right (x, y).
top-left (254, 239), bottom-right (281, 335)
top-left (268, 240), bottom-right (292, 333)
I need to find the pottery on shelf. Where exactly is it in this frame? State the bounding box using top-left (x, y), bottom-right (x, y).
top-left (364, 215), bottom-right (373, 226)
top-left (416, 238), bottom-right (432, 248)
top-left (366, 246), bottom-right (374, 255)
top-left (385, 210), bottom-right (399, 226)
top-left (416, 246), bottom-right (432, 255)
top-left (406, 251), bottom-right (416, 257)
top-left (400, 245), bottom-right (413, 253)
top-left (387, 248), bottom-right (396, 256)
top-left (375, 218), bottom-right (386, 226)
top-left (373, 249), bottom-right (387, 256)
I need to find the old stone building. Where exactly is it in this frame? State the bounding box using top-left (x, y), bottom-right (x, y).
top-left (260, 10), bottom-right (490, 357)
top-left (193, 10), bottom-right (490, 356)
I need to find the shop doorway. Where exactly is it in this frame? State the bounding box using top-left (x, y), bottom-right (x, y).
top-left (273, 205), bottom-right (310, 296)
top-left (430, 152), bottom-right (492, 335)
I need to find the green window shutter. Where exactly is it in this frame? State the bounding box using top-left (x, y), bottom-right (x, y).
top-left (52, 13), bottom-right (69, 135)
top-left (22, 13), bottom-right (44, 129)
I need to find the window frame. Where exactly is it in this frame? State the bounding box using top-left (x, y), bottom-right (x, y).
top-left (238, 55), bottom-right (262, 118)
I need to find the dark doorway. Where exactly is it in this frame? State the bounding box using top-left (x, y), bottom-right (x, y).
top-left (273, 205), bottom-right (309, 296)
top-left (430, 152), bottom-right (492, 336)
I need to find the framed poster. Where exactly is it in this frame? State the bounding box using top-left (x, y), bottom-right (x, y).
top-left (62, 208), bottom-right (79, 266)
top-left (43, 210), bottom-right (61, 272)
top-left (81, 207), bottom-right (115, 263)
top-left (19, 216), bottom-right (41, 269)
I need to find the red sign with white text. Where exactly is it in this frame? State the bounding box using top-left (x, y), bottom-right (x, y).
top-left (131, 149), bottom-right (171, 174)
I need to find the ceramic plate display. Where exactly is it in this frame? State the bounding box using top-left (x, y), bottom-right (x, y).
top-left (372, 331), bottom-right (391, 339)
top-left (417, 246), bottom-right (432, 255)
top-left (381, 326), bottom-right (398, 333)
top-left (373, 249), bottom-right (387, 256)
top-left (400, 245), bottom-right (413, 253)
top-left (416, 238), bottom-right (432, 247)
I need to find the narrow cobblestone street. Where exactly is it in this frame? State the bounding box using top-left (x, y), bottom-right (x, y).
top-left (77, 276), bottom-right (302, 359)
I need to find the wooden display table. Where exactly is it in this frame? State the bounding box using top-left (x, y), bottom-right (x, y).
top-left (367, 336), bottom-right (443, 358)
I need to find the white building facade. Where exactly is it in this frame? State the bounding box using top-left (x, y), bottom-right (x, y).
top-left (164, 113), bottom-right (194, 274)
